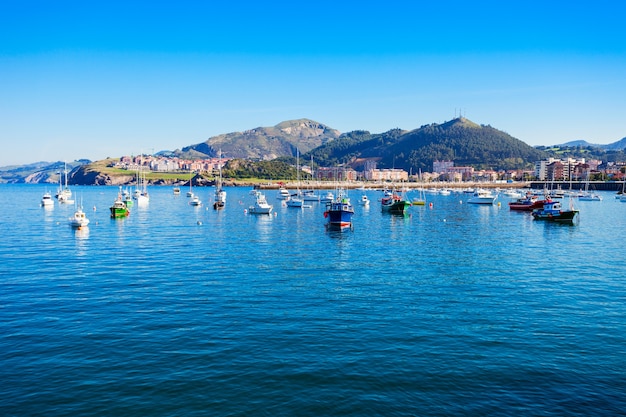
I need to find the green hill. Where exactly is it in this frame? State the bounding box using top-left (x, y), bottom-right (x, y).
top-left (304, 117), bottom-right (547, 171)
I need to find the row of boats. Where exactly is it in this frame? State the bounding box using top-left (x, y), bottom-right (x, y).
top-left (508, 192), bottom-right (579, 223)
top-left (276, 185), bottom-right (583, 225)
top-left (46, 181), bottom-right (591, 230)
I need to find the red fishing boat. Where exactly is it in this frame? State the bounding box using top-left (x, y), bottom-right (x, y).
top-left (508, 193), bottom-right (549, 211)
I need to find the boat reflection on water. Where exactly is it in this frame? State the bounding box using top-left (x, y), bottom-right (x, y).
top-left (325, 222), bottom-right (353, 237)
top-left (74, 226), bottom-right (90, 240)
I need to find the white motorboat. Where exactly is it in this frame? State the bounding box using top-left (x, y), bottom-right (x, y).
top-left (248, 191), bottom-right (273, 214)
top-left (577, 192), bottom-right (602, 201)
top-left (276, 187), bottom-right (291, 200)
top-left (467, 189), bottom-right (497, 204)
top-left (68, 206), bottom-right (90, 228)
top-left (189, 194), bottom-right (202, 206)
top-left (359, 194), bottom-right (370, 206)
top-left (320, 191), bottom-right (334, 203)
top-left (41, 191), bottom-right (54, 207)
top-left (301, 189), bottom-right (320, 202)
top-left (286, 195), bottom-right (304, 208)
top-left (502, 189), bottom-right (523, 198)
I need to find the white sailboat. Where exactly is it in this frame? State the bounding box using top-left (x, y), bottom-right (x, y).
top-left (578, 171), bottom-right (602, 201)
top-left (286, 148), bottom-right (304, 208)
top-left (302, 156), bottom-right (320, 202)
top-left (412, 170), bottom-right (426, 206)
top-left (213, 150), bottom-right (226, 210)
top-left (187, 169), bottom-right (194, 198)
top-left (56, 162), bottom-right (74, 204)
top-left (133, 164), bottom-right (149, 205)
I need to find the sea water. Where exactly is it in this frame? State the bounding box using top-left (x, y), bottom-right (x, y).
top-left (1, 184), bottom-right (625, 416)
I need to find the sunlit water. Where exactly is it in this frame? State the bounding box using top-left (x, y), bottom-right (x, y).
top-left (1, 184), bottom-right (625, 416)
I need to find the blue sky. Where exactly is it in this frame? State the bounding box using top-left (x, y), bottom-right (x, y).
top-left (2, 1), bottom-right (625, 166)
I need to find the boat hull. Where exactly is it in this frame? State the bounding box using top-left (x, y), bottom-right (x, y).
top-left (509, 200), bottom-right (545, 211)
top-left (467, 197), bottom-right (496, 204)
top-left (325, 201), bottom-right (354, 226)
top-left (532, 210), bottom-right (579, 223)
top-left (382, 200), bottom-right (411, 214)
top-left (110, 202), bottom-right (130, 218)
top-left (248, 207), bottom-right (272, 215)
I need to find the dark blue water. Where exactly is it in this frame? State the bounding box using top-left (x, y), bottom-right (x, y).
top-left (1, 184), bottom-right (625, 416)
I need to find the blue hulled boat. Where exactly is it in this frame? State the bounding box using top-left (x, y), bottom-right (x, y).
top-left (531, 199), bottom-right (579, 224)
top-left (324, 190), bottom-right (354, 227)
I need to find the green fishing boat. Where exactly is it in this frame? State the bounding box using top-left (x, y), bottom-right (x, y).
top-left (110, 199), bottom-right (130, 218)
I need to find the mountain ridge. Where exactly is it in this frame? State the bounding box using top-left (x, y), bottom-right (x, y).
top-left (179, 118), bottom-right (341, 160)
top-left (3, 118), bottom-right (626, 184)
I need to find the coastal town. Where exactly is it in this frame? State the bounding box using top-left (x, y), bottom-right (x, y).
top-left (111, 153), bottom-right (625, 184)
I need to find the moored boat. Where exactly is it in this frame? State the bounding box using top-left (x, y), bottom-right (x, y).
top-left (531, 200), bottom-right (578, 224)
top-left (276, 188), bottom-right (291, 200)
top-left (248, 191), bottom-right (273, 215)
top-left (213, 193), bottom-right (225, 210)
top-left (412, 187), bottom-right (426, 206)
top-left (41, 191), bottom-right (54, 207)
top-left (301, 189), bottom-right (321, 202)
top-left (508, 193), bottom-right (547, 211)
top-left (68, 206), bottom-right (90, 228)
top-left (502, 189), bottom-right (523, 198)
top-left (213, 149), bottom-right (226, 210)
top-left (381, 190), bottom-right (411, 214)
top-left (467, 189), bottom-right (497, 204)
top-left (110, 197), bottom-right (130, 218)
top-left (286, 195), bottom-right (304, 208)
top-left (190, 194), bottom-right (202, 206)
top-left (56, 162), bottom-right (73, 204)
top-left (577, 192), bottom-right (602, 201)
top-left (320, 191), bottom-right (334, 203)
top-left (123, 193), bottom-right (134, 208)
top-left (286, 147), bottom-right (304, 209)
top-left (324, 190), bottom-right (354, 227)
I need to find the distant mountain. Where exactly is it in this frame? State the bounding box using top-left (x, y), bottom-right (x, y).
top-left (180, 118), bottom-right (341, 160)
top-left (559, 140), bottom-right (598, 147)
top-left (605, 137), bottom-right (626, 150)
top-left (0, 160), bottom-right (89, 184)
top-left (557, 137), bottom-right (626, 150)
top-left (306, 117), bottom-right (547, 172)
top-left (15, 117), bottom-right (624, 184)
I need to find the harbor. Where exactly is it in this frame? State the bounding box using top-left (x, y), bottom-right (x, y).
top-left (2, 184), bottom-right (625, 416)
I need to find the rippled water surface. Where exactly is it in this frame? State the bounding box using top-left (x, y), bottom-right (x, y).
top-left (1, 184), bottom-right (625, 416)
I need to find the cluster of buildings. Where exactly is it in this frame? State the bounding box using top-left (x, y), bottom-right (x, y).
top-left (534, 157), bottom-right (605, 181)
top-left (113, 154), bottom-right (625, 183)
top-left (114, 155), bottom-right (226, 173)
top-left (434, 158), bottom-right (626, 182)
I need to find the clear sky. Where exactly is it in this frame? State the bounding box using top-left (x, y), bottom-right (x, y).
top-left (2, 1), bottom-right (625, 166)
